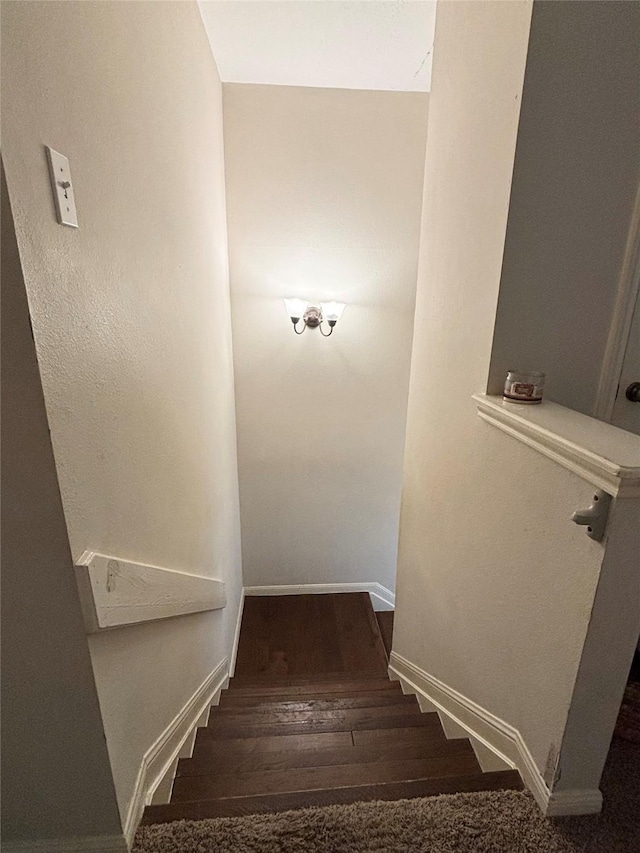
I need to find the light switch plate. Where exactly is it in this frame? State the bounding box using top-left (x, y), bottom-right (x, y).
top-left (45, 146), bottom-right (79, 227)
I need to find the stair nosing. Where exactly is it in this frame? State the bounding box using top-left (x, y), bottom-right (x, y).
top-left (179, 738), bottom-right (476, 777)
top-left (141, 769), bottom-right (524, 824)
top-left (171, 755), bottom-right (484, 801)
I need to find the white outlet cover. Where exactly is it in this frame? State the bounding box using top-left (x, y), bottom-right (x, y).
top-left (45, 146), bottom-right (78, 227)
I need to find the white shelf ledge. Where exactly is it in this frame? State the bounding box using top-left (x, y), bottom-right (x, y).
top-left (473, 394), bottom-right (640, 497)
top-left (75, 551), bottom-right (226, 632)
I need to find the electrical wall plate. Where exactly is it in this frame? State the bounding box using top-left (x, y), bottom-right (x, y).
top-left (45, 146), bottom-right (79, 227)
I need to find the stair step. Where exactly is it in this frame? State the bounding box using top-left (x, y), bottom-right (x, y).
top-left (352, 725), bottom-right (453, 747)
top-left (152, 593), bottom-right (526, 829)
top-left (226, 679), bottom-right (400, 698)
top-left (193, 722), bottom-right (447, 762)
top-left (212, 702), bottom-right (420, 725)
top-left (181, 735), bottom-right (476, 776)
top-left (205, 708), bottom-right (438, 739)
top-left (219, 692), bottom-right (415, 712)
top-left (193, 728), bottom-right (354, 756)
top-left (231, 670), bottom-right (391, 685)
top-left (172, 752), bottom-right (484, 802)
top-left (142, 770), bottom-right (523, 824)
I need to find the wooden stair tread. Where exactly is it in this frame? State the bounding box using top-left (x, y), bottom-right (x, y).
top-left (181, 736), bottom-right (476, 777)
top-left (205, 709), bottom-right (439, 739)
top-left (193, 728), bottom-right (354, 756)
top-left (230, 670), bottom-right (391, 686)
top-left (171, 753), bottom-right (484, 801)
top-left (219, 693), bottom-right (415, 712)
top-left (352, 725), bottom-right (451, 746)
top-left (193, 722), bottom-right (447, 761)
top-left (227, 679), bottom-right (400, 697)
top-left (211, 703), bottom-right (421, 725)
top-left (140, 596), bottom-right (525, 829)
top-left (142, 770), bottom-right (523, 824)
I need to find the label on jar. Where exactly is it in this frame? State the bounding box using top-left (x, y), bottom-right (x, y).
top-left (503, 380), bottom-right (543, 403)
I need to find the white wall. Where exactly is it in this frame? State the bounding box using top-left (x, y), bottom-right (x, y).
top-left (396, 0), bottom-right (640, 801)
top-left (2, 0), bottom-right (242, 824)
top-left (488, 0), bottom-right (640, 417)
top-left (1, 169), bottom-right (123, 847)
top-left (395, 0), bottom-right (585, 777)
top-left (224, 84), bottom-right (428, 594)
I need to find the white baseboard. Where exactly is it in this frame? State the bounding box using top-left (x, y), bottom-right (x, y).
top-left (545, 788), bottom-right (603, 816)
top-left (401, 680), bottom-right (510, 773)
top-left (243, 582), bottom-right (395, 611)
top-left (230, 587), bottom-right (246, 677)
top-left (368, 583), bottom-right (395, 611)
top-left (1, 836), bottom-right (128, 853)
top-left (388, 651), bottom-right (602, 817)
top-left (123, 657), bottom-right (229, 844)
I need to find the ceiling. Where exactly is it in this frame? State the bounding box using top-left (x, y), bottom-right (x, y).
top-left (198, 1), bottom-right (436, 92)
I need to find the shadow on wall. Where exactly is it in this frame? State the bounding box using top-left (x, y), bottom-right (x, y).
top-left (1, 166), bottom-right (123, 845)
top-left (488, 0), bottom-right (640, 416)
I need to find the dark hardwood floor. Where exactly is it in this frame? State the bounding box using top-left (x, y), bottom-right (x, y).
top-left (141, 594), bottom-right (522, 826)
top-left (234, 592), bottom-right (388, 679)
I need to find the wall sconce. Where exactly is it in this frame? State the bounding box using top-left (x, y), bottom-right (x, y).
top-left (283, 299), bottom-right (346, 336)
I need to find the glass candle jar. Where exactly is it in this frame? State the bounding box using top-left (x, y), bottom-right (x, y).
top-left (503, 370), bottom-right (545, 404)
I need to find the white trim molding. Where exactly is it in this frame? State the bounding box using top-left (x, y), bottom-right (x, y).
top-left (474, 394), bottom-right (640, 497)
top-left (123, 657), bottom-right (229, 845)
top-left (594, 180), bottom-right (640, 422)
top-left (545, 788), bottom-right (604, 817)
top-left (75, 551), bottom-right (226, 632)
top-left (243, 582), bottom-right (395, 611)
top-left (230, 587), bottom-right (246, 677)
top-left (1, 837), bottom-right (128, 853)
top-left (389, 651), bottom-right (602, 817)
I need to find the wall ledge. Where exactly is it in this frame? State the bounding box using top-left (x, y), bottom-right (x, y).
top-left (75, 552), bottom-right (226, 632)
top-left (474, 394), bottom-right (640, 497)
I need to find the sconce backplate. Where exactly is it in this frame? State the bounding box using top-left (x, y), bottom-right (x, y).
top-left (303, 306), bottom-right (323, 328)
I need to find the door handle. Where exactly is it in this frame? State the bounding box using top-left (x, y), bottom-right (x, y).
top-left (625, 382), bottom-right (640, 402)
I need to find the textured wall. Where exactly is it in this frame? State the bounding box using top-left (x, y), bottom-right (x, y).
top-left (2, 0), bottom-right (242, 823)
top-left (224, 83), bottom-right (428, 594)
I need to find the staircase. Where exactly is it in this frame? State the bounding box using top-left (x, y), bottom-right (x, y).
top-left (141, 673), bottom-right (522, 825)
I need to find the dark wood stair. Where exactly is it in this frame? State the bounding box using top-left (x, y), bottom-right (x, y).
top-left (142, 675), bottom-right (522, 825)
top-left (141, 595), bottom-right (522, 826)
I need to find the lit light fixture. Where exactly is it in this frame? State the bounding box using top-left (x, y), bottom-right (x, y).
top-left (283, 298), bottom-right (346, 336)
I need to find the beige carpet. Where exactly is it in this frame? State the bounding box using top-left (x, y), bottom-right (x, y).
top-left (133, 739), bottom-right (640, 852)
